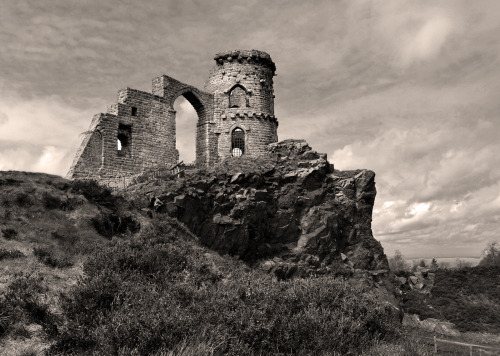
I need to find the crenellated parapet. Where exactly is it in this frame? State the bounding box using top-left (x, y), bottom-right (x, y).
top-left (213, 49), bottom-right (276, 75)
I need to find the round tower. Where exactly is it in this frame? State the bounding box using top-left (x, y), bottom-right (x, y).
top-left (205, 49), bottom-right (278, 160)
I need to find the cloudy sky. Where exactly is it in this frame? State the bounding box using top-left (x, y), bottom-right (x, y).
top-left (1, 0), bottom-right (499, 258)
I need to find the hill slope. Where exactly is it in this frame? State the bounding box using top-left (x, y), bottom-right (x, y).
top-left (0, 170), bottom-right (434, 355)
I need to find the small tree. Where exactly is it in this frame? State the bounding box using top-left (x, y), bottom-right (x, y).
top-left (430, 258), bottom-right (438, 270)
top-left (438, 261), bottom-right (450, 270)
top-left (388, 250), bottom-right (409, 273)
top-left (456, 258), bottom-right (472, 269)
top-left (418, 259), bottom-right (427, 268)
top-left (479, 241), bottom-right (500, 267)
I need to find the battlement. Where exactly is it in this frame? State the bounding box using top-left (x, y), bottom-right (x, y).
top-left (213, 49), bottom-right (276, 74)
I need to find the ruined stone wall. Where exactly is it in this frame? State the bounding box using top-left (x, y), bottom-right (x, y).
top-left (66, 114), bottom-right (104, 179)
top-left (108, 88), bottom-right (177, 175)
top-left (68, 49), bottom-right (278, 180)
top-left (67, 88), bottom-right (176, 179)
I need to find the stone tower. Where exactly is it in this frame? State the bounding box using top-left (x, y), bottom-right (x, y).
top-left (67, 49), bottom-right (278, 181)
top-left (206, 49), bottom-right (278, 160)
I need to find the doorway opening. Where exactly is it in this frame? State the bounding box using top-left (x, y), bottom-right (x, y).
top-left (173, 96), bottom-right (198, 164)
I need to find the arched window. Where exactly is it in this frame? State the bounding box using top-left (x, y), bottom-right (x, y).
top-left (229, 86), bottom-right (248, 108)
top-left (231, 128), bottom-right (245, 157)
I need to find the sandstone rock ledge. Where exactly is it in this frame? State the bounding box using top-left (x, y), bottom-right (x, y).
top-left (132, 139), bottom-right (389, 281)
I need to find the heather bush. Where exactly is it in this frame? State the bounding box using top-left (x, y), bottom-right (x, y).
top-left (33, 247), bottom-right (73, 268)
top-left (51, 217), bottom-right (402, 355)
top-left (430, 265), bottom-right (500, 333)
top-left (42, 192), bottom-right (65, 210)
top-left (4, 274), bottom-right (58, 336)
top-left (0, 248), bottom-right (25, 260)
top-left (15, 192), bottom-right (34, 207)
top-left (91, 211), bottom-right (140, 238)
top-left (0, 303), bottom-right (10, 336)
top-left (51, 225), bottom-right (79, 245)
top-left (401, 290), bottom-right (440, 320)
top-left (401, 264), bottom-right (500, 333)
top-left (71, 179), bottom-right (117, 208)
top-left (2, 227), bottom-right (18, 240)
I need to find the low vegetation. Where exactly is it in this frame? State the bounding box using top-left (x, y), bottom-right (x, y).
top-left (0, 248), bottom-right (25, 260)
top-left (431, 265), bottom-right (500, 333)
top-left (49, 216), bottom-right (409, 355)
top-left (0, 172), bottom-right (438, 354)
top-left (479, 241), bottom-right (500, 267)
top-left (389, 247), bottom-right (500, 334)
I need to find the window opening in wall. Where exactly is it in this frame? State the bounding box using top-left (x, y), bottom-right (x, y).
top-left (229, 86), bottom-right (248, 108)
top-left (231, 128), bottom-right (245, 157)
top-left (131, 107), bottom-right (137, 116)
top-left (117, 124), bottom-right (132, 156)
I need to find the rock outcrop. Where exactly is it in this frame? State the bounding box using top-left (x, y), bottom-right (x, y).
top-left (402, 314), bottom-right (460, 336)
top-left (130, 139), bottom-right (389, 280)
top-left (395, 266), bottom-right (436, 294)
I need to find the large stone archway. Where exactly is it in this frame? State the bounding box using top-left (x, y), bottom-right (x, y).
top-left (152, 75), bottom-right (214, 166)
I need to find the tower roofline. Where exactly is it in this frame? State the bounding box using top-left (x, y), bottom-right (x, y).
top-left (214, 49), bottom-right (276, 74)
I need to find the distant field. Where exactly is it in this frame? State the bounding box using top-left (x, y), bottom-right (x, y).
top-left (406, 257), bottom-right (480, 268)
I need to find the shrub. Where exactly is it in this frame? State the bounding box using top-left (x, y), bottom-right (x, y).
top-left (42, 192), bottom-right (64, 210)
top-left (15, 192), bottom-right (34, 207)
top-left (0, 177), bottom-right (21, 186)
top-left (33, 247), bottom-right (73, 268)
top-left (429, 265), bottom-right (500, 333)
top-left (16, 347), bottom-right (43, 356)
top-left (51, 180), bottom-right (71, 191)
top-left (0, 306), bottom-right (10, 336)
top-left (71, 180), bottom-right (116, 207)
top-left (50, 221), bottom-right (80, 241)
top-left (0, 248), bottom-right (25, 260)
top-left (91, 212), bottom-right (140, 238)
top-left (479, 241), bottom-right (500, 267)
top-left (402, 264), bottom-right (500, 333)
top-left (2, 227), bottom-right (18, 240)
top-left (51, 223), bottom-right (401, 355)
top-left (401, 290), bottom-right (440, 320)
top-left (64, 197), bottom-right (84, 211)
top-left (388, 250), bottom-right (409, 273)
top-left (4, 274), bottom-right (58, 336)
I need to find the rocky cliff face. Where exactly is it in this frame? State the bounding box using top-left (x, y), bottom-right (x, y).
top-left (131, 140), bottom-right (388, 279)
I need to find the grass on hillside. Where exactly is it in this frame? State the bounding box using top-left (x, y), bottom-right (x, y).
top-left (0, 172), bottom-right (140, 353)
top-left (49, 215), bottom-right (432, 356)
top-left (0, 171), bottom-right (435, 355)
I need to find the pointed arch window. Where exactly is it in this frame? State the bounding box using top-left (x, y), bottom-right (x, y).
top-left (231, 128), bottom-right (245, 157)
top-left (229, 85), bottom-right (248, 108)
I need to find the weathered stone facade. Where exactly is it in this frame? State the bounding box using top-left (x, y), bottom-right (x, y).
top-left (67, 49), bottom-right (278, 180)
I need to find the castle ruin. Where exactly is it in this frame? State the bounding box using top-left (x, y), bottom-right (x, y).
top-left (67, 49), bottom-right (278, 180)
